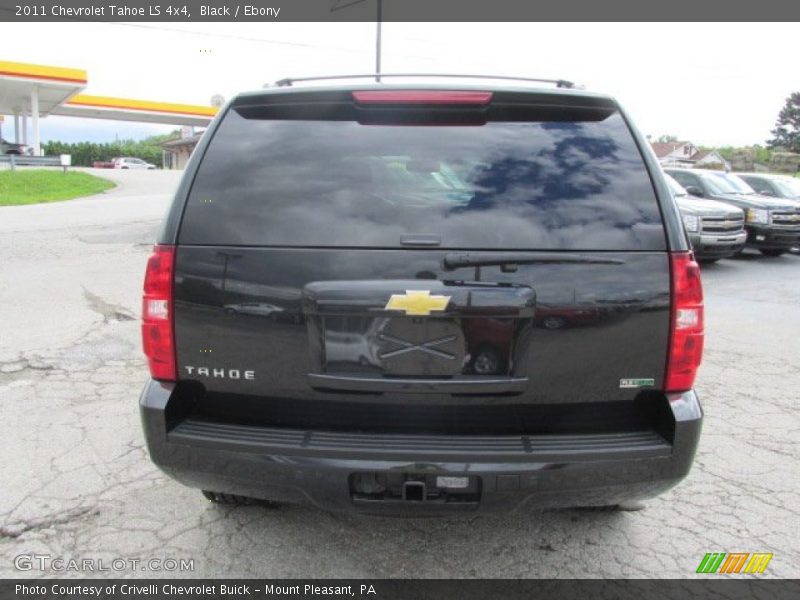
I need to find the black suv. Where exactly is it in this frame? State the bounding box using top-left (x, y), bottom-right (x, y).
top-left (140, 77), bottom-right (704, 514)
top-left (666, 168), bottom-right (800, 257)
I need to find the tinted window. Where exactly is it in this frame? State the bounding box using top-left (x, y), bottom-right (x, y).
top-left (180, 108), bottom-right (665, 250)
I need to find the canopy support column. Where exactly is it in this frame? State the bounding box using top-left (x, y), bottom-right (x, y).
top-left (31, 86), bottom-right (41, 156)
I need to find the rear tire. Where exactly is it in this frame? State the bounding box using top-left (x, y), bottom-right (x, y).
top-left (759, 249), bottom-right (785, 257)
top-left (202, 490), bottom-right (283, 508)
top-left (576, 501), bottom-right (646, 512)
top-left (616, 500), bottom-right (647, 511)
top-left (202, 490), bottom-right (258, 506)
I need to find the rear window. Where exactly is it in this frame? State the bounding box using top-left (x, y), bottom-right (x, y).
top-left (179, 105), bottom-right (665, 250)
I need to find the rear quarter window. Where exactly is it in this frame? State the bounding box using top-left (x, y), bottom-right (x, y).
top-left (179, 104), bottom-right (665, 251)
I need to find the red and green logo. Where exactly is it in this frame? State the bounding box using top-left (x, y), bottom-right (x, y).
top-left (696, 552), bottom-right (773, 574)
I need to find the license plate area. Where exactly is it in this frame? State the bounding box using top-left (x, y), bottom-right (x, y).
top-left (377, 317), bottom-right (465, 376)
top-left (317, 313), bottom-right (524, 378)
top-left (349, 472), bottom-right (481, 506)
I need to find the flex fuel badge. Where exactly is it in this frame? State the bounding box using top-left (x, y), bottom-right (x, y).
top-left (620, 378), bottom-right (655, 389)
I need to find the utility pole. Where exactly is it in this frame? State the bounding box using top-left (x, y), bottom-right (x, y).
top-left (331, 0), bottom-right (383, 81)
top-left (375, 0), bottom-right (382, 82)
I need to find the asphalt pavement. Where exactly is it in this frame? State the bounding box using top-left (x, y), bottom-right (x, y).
top-left (0, 169), bottom-right (798, 578)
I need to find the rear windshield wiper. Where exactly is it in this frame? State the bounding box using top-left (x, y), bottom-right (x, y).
top-left (443, 252), bottom-right (625, 272)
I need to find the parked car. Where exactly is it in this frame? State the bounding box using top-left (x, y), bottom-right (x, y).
top-left (664, 173), bottom-right (746, 262)
top-left (114, 157), bottom-right (156, 170)
top-left (666, 168), bottom-right (800, 257)
top-left (737, 173), bottom-right (800, 200)
top-left (0, 138), bottom-right (26, 155)
top-left (140, 76), bottom-right (704, 514)
top-left (93, 159), bottom-right (117, 169)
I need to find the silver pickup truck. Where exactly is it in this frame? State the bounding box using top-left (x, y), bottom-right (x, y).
top-left (666, 173), bottom-right (746, 262)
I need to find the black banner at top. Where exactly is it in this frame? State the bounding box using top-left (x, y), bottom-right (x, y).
top-left (0, 0), bottom-right (799, 22)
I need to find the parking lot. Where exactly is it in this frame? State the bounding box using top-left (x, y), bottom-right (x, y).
top-left (0, 169), bottom-right (798, 578)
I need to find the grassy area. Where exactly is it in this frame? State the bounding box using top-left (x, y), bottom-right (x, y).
top-left (0, 169), bottom-right (115, 206)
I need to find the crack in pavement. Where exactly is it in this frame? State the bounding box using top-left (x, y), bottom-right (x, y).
top-left (82, 289), bottom-right (136, 323)
top-left (0, 507), bottom-right (99, 539)
top-left (0, 358), bottom-right (54, 375)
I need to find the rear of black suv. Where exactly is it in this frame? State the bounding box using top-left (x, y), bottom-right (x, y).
top-left (140, 82), bottom-right (703, 514)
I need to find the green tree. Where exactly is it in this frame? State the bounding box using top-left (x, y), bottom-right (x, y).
top-left (42, 130), bottom-right (182, 167)
top-left (767, 92), bottom-right (800, 153)
top-left (656, 134), bottom-right (679, 143)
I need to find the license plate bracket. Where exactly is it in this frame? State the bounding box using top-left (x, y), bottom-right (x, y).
top-left (349, 472), bottom-right (481, 505)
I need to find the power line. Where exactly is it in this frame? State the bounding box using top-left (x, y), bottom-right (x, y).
top-left (330, 0), bottom-right (370, 10)
top-left (104, 22), bottom-right (372, 54)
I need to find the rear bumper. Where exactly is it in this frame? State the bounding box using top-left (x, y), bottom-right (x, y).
top-left (689, 231), bottom-right (747, 259)
top-left (140, 380), bottom-right (703, 515)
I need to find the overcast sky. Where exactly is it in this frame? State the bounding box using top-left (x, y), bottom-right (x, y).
top-left (3, 22), bottom-right (798, 146)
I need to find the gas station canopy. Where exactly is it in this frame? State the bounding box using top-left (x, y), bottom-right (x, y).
top-left (0, 60), bottom-right (87, 117)
top-left (0, 59), bottom-right (217, 155)
top-left (56, 94), bottom-right (217, 126)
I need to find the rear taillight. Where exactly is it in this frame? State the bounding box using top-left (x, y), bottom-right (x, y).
top-left (352, 90), bottom-right (493, 105)
top-left (142, 245), bottom-right (176, 381)
top-left (665, 252), bottom-right (704, 393)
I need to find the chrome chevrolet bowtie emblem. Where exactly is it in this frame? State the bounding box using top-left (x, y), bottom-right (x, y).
top-left (384, 290), bottom-right (451, 316)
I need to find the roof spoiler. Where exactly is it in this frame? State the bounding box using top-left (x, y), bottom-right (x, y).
top-left (269, 73), bottom-right (578, 89)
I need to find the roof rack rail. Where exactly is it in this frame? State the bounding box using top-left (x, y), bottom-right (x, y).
top-left (271, 73), bottom-right (577, 89)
